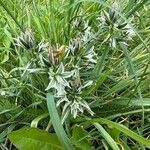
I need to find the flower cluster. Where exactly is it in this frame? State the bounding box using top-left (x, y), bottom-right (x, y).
top-left (14, 2), bottom-right (135, 120)
top-left (97, 1), bottom-right (135, 48)
top-left (14, 19), bottom-right (96, 119)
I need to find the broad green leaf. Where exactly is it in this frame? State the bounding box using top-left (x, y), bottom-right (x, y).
top-left (3, 27), bottom-right (12, 48)
top-left (106, 127), bottom-right (121, 141)
top-left (71, 125), bottom-right (93, 150)
top-left (46, 93), bottom-right (74, 150)
top-left (3, 35), bottom-right (11, 48)
top-left (8, 127), bottom-right (64, 150)
top-left (106, 127), bottom-right (131, 150)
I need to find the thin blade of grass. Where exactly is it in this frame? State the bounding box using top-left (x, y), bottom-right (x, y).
top-left (0, 0), bottom-right (23, 31)
top-left (93, 123), bottom-right (120, 150)
top-left (88, 118), bottom-right (150, 148)
top-left (46, 93), bottom-right (74, 150)
top-left (120, 43), bottom-right (144, 126)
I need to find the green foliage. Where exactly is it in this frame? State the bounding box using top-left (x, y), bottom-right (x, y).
top-left (71, 125), bottom-right (93, 150)
top-left (90, 118), bottom-right (150, 148)
top-left (0, 0), bottom-right (150, 149)
top-left (8, 127), bottom-right (64, 150)
top-left (46, 93), bottom-right (74, 150)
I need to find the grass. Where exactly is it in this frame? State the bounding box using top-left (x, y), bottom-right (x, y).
top-left (0, 0), bottom-right (150, 149)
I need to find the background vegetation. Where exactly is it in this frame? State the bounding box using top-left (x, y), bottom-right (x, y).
top-left (0, 0), bottom-right (150, 149)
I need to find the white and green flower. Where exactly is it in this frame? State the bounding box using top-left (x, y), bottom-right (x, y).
top-left (45, 63), bottom-right (74, 96)
top-left (70, 97), bottom-right (94, 118)
top-left (36, 40), bottom-right (49, 52)
top-left (81, 46), bottom-right (97, 69)
top-left (60, 96), bottom-right (94, 119)
top-left (14, 28), bottom-right (34, 49)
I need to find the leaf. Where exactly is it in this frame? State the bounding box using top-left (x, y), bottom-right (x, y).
top-left (0, 0), bottom-right (23, 31)
top-left (119, 139), bottom-right (131, 150)
top-left (31, 113), bottom-right (49, 128)
top-left (71, 125), bottom-right (93, 150)
top-left (106, 127), bottom-right (131, 150)
top-left (102, 77), bottom-right (133, 98)
top-left (8, 127), bottom-right (64, 150)
top-left (46, 93), bottom-right (74, 150)
top-left (93, 123), bottom-right (120, 150)
top-left (88, 118), bottom-right (150, 148)
top-left (0, 51), bottom-right (9, 64)
top-left (3, 27), bottom-right (12, 48)
top-left (106, 127), bottom-right (121, 141)
top-left (111, 98), bottom-right (150, 107)
top-left (84, 69), bottom-right (112, 96)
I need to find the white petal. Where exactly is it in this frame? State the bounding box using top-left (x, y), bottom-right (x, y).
top-left (57, 63), bottom-right (64, 74)
top-left (45, 78), bottom-right (56, 91)
top-left (82, 80), bottom-right (93, 89)
top-left (56, 96), bottom-right (69, 106)
top-left (62, 70), bottom-right (75, 78)
top-left (56, 83), bottom-right (66, 96)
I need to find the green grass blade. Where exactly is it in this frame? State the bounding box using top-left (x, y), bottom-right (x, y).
top-left (120, 43), bottom-right (144, 125)
top-left (31, 113), bottom-right (49, 128)
top-left (0, 0), bottom-right (23, 31)
top-left (46, 93), bottom-right (74, 150)
top-left (84, 69), bottom-right (112, 96)
top-left (107, 109), bottom-right (150, 119)
top-left (102, 77), bottom-right (133, 98)
top-left (88, 118), bottom-right (150, 148)
top-left (111, 98), bottom-right (150, 107)
top-left (93, 123), bottom-right (120, 150)
top-left (94, 47), bottom-right (110, 74)
top-left (126, 0), bottom-right (149, 17)
top-left (32, 0), bottom-right (47, 38)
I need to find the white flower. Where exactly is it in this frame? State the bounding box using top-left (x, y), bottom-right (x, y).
top-left (45, 63), bottom-right (74, 96)
top-left (70, 97), bottom-right (94, 118)
top-left (14, 28), bottom-right (34, 49)
top-left (109, 37), bottom-right (116, 49)
top-left (84, 46), bottom-right (97, 63)
top-left (82, 25), bottom-right (92, 42)
top-left (76, 80), bottom-right (93, 93)
top-left (109, 1), bottom-right (119, 23)
top-left (71, 99), bottom-right (83, 118)
top-left (36, 40), bottom-right (49, 52)
top-left (82, 46), bottom-right (97, 68)
top-left (72, 18), bottom-right (80, 28)
top-left (68, 38), bottom-right (81, 55)
top-left (59, 95), bottom-right (94, 119)
top-left (123, 23), bottom-right (136, 40)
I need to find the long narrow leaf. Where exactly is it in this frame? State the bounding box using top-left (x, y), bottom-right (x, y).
top-left (46, 93), bottom-right (74, 150)
top-left (88, 118), bottom-right (150, 148)
top-left (93, 123), bottom-right (120, 150)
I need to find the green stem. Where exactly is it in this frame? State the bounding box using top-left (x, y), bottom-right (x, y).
top-left (45, 120), bottom-right (52, 131)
